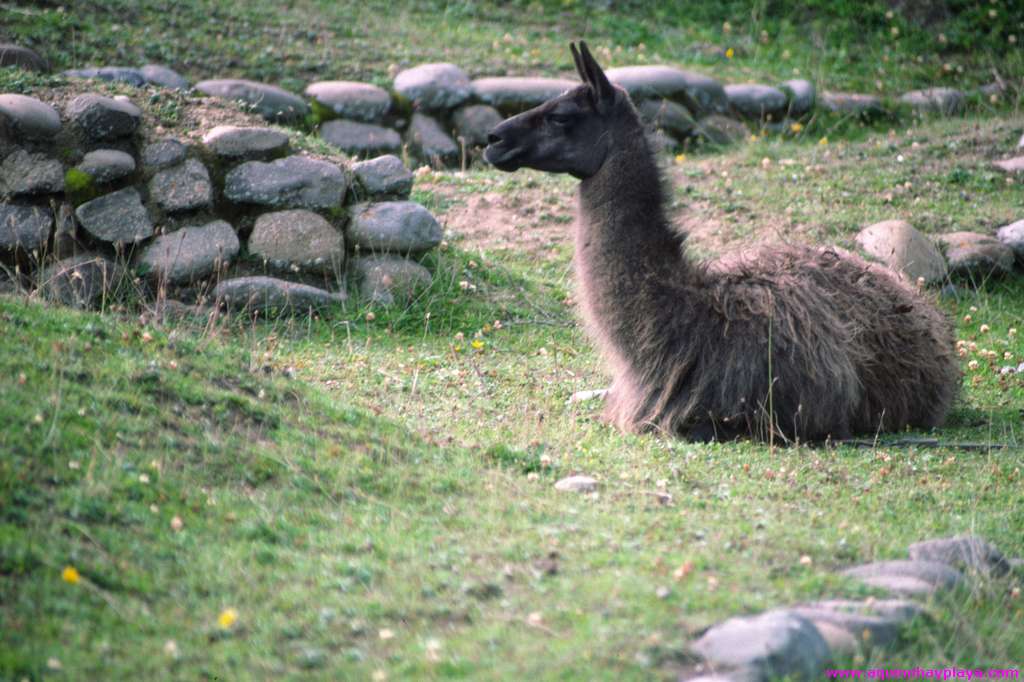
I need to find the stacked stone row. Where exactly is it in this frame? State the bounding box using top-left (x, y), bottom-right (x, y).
top-left (4, 42), bottom-right (1007, 170)
top-left (0, 88), bottom-right (443, 315)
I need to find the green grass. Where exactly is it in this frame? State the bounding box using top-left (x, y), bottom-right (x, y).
top-left (3, 1), bottom-right (1024, 678)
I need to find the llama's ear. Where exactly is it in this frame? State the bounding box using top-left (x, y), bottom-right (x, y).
top-left (570, 42), bottom-right (588, 85)
top-left (578, 41), bottom-right (615, 107)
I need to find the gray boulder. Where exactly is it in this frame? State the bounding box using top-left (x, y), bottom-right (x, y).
top-left (996, 219), bottom-right (1024, 263)
top-left (783, 599), bottom-right (924, 651)
top-left (841, 559), bottom-right (965, 595)
top-left (63, 67), bottom-right (146, 87)
top-left (224, 155), bottom-right (346, 210)
top-left (77, 149), bottom-right (136, 183)
top-left (452, 104), bottom-right (504, 147)
top-left (141, 138), bottom-right (188, 170)
top-left (320, 119), bottom-right (401, 157)
top-left (66, 93), bottom-right (142, 141)
top-left (1, 149), bottom-right (64, 195)
top-left (820, 92), bottom-right (886, 119)
top-left (690, 611), bottom-right (829, 681)
top-left (471, 77), bottom-right (576, 115)
top-left (75, 187), bottom-right (153, 244)
top-left (779, 79), bottom-right (816, 118)
top-left (393, 63), bottom-right (472, 111)
top-left (936, 231), bottom-right (1016, 278)
top-left (213, 276), bottom-right (346, 315)
top-left (407, 112), bottom-right (459, 167)
top-left (606, 65), bottom-right (727, 115)
top-left (352, 255), bottom-right (432, 305)
top-left (351, 155), bottom-right (413, 199)
top-left (202, 125), bottom-right (290, 160)
top-left (140, 64), bottom-right (190, 91)
top-left (0, 94), bottom-right (62, 140)
top-left (149, 158), bottom-right (213, 212)
top-left (249, 209), bottom-right (345, 274)
top-left (724, 84), bottom-right (788, 120)
top-left (348, 201), bottom-right (443, 254)
top-left (0, 43), bottom-right (49, 72)
top-left (305, 81), bottom-right (391, 122)
top-left (900, 88), bottom-right (965, 116)
top-left (855, 220), bottom-right (947, 284)
top-left (135, 220), bottom-right (239, 284)
top-left (637, 99), bottom-right (696, 139)
top-left (37, 254), bottom-right (126, 309)
top-left (908, 535), bottom-right (1011, 576)
top-left (195, 78), bottom-right (309, 123)
top-left (696, 114), bottom-right (749, 146)
top-left (0, 203), bottom-right (52, 252)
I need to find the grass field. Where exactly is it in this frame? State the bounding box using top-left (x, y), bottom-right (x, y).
top-left (2, 1), bottom-right (1024, 679)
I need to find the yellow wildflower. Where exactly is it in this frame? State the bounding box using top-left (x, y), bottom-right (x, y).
top-left (62, 565), bottom-right (80, 584)
top-left (217, 608), bottom-right (239, 629)
top-left (818, 136), bottom-right (829, 146)
top-left (674, 153), bottom-right (686, 164)
top-left (471, 339), bottom-right (485, 350)
top-left (725, 47), bottom-right (734, 59)
top-left (790, 122), bottom-right (803, 133)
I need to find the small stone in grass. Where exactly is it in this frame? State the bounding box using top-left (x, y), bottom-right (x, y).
top-left (554, 475), bottom-right (598, 493)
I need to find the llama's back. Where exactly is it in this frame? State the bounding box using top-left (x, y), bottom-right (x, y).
top-left (698, 245), bottom-right (959, 439)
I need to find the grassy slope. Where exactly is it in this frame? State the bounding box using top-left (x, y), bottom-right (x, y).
top-left (3, 0), bottom-right (1024, 679)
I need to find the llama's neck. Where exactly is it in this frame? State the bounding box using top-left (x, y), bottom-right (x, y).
top-left (574, 126), bottom-right (697, 354)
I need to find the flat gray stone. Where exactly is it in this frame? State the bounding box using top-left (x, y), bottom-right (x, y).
top-left (66, 93), bottom-right (142, 141)
top-left (195, 78), bottom-right (309, 123)
top-left (606, 65), bottom-right (727, 115)
top-left (783, 599), bottom-right (924, 650)
top-left (63, 66), bottom-right (146, 87)
top-left (305, 81), bottom-right (391, 122)
top-left (779, 79), bottom-right (815, 118)
top-left (690, 611), bottom-right (829, 681)
top-left (724, 84), bottom-right (788, 120)
top-left (140, 64), bottom-right (189, 91)
top-left (348, 201), bottom-right (442, 254)
top-left (993, 156), bottom-right (1024, 173)
top-left (820, 92), bottom-right (886, 118)
top-left (471, 77), bottom-right (576, 115)
top-left (141, 138), bottom-right (188, 169)
top-left (393, 63), bottom-right (472, 111)
top-left (936, 231), bottom-right (1016, 278)
top-left (0, 43), bottom-right (49, 72)
top-left (637, 99), bottom-right (695, 139)
top-left (352, 255), bottom-right (432, 305)
top-left (249, 209), bottom-right (344, 274)
top-left (696, 114), bottom-right (749, 146)
top-left (351, 155), bottom-right (413, 199)
top-left (900, 88), bottom-right (965, 116)
top-left (1, 149), bottom-right (64, 195)
top-left (77, 149), bottom-right (136, 183)
top-left (224, 155), bottom-right (346, 210)
top-left (452, 104), bottom-right (504, 148)
top-left (0, 203), bottom-right (52, 252)
top-left (75, 187), bottom-right (153, 244)
top-left (37, 254), bottom-right (125, 309)
top-left (320, 119), bottom-right (401, 157)
top-left (554, 475), bottom-right (598, 493)
top-left (407, 112), bottom-right (458, 167)
top-left (213, 276), bottom-right (346, 315)
top-left (842, 560), bottom-right (965, 595)
top-left (149, 158), bottom-right (212, 212)
top-left (202, 125), bottom-right (289, 159)
top-left (908, 535), bottom-right (1011, 576)
top-left (0, 94), bottom-right (62, 140)
top-left (135, 220), bottom-right (239, 284)
top-left (996, 219), bottom-right (1024, 263)
top-left (855, 219), bottom-right (947, 284)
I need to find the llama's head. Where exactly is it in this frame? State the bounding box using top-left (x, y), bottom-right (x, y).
top-left (484, 41), bottom-right (635, 180)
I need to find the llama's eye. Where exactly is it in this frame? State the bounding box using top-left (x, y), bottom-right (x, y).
top-left (548, 114), bottom-right (573, 127)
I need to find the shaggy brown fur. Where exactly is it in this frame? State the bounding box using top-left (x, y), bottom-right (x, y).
top-left (485, 42), bottom-right (960, 442)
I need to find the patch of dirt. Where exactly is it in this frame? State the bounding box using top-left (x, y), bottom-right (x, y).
top-left (430, 188), bottom-right (576, 259)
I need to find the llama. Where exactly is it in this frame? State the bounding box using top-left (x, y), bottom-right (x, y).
top-left (484, 42), bottom-right (960, 442)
